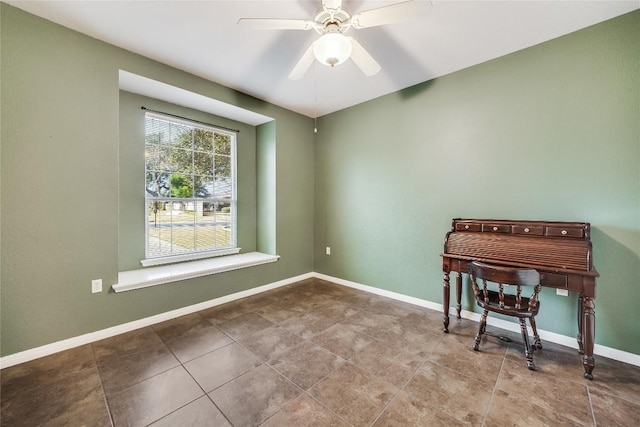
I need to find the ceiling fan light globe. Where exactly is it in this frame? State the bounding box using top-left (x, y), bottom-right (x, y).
top-left (313, 33), bottom-right (352, 67)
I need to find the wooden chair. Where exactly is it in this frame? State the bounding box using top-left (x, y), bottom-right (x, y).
top-left (468, 261), bottom-right (542, 370)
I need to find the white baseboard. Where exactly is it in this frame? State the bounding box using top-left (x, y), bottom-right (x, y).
top-left (2, 271), bottom-right (638, 369)
top-left (313, 272), bottom-right (640, 367)
top-left (0, 272), bottom-right (314, 369)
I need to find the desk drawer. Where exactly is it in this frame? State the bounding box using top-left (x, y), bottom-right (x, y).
top-left (482, 224), bottom-right (510, 233)
top-left (541, 273), bottom-right (568, 289)
top-left (546, 226), bottom-right (584, 238)
top-left (456, 222), bottom-right (481, 232)
top-left (512, 225), bottom-right (544, 236)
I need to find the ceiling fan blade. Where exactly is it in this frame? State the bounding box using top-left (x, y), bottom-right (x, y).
top-left (288, 44), bottom-right (316, 80)
top-left (237, 18), bottom-right (316, 31)
top-left (349, 38), bottom-right (381, 77)
top-left (351, 0), bottom-right (427, 29)
top-left (322, 0), bottom-right (343, 10)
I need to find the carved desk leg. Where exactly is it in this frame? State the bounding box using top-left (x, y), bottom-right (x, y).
top-left (577, 294), bottom-right (584, 354)
top-left (443, 272), bottom-right (450, 333)
top-left (582, 297), bottom-right (596, 380)
top-left (455, 272), bottom-right (463, 319)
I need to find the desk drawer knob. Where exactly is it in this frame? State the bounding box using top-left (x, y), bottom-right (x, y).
top-left (562, 230), bottom-right (568, 235)
top-left (465, 225), bottom-right (469, 230)
top-left (493, 226), bottom-right (498, 231)
top-left (524, 228), bottom-right (530, 233)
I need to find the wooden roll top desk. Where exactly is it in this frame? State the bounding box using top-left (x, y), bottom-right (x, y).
top-left (441, 218), bottom-right (599, 379)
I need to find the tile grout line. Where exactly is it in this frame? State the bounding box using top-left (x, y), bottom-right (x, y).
top-left (366, 333), bottom-right (447, 427)
top-left (144, 319), bottom-right (239, 426)
top-left (480, 343), bottom-right (509, 427)
top-left (223, 302), bottom-right (354, 426)
top-left (247, 337), bottom-right (353, 425)
top-left (89, 343), bottom-right (116, 427)
top-left (586, 384), bottom-right (598, 426)
top-left (282, 295), bottom-right (409, 425)
top-left (171, 336), bottom-right (236, 427)
top-left (145, 326), bottom-right (219, 426)
top-left (207, 289), bottom-right (417, 425)
top-left (367, 357), bottom-right (427, 426)
top-left (261, 320), bottom-right (354, 425)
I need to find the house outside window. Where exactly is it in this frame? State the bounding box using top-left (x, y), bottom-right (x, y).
top-left (144, 112), bottom-right (237, 263)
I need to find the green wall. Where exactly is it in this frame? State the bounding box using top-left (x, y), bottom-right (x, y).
top-left (314, 11), bottom-right (640, 354)
top-left (0, 4), bottom-right (314, 356)
top-left (1, 3), bottom-right (638, 359)
top-left (256, 120), bottom-right (277, 255)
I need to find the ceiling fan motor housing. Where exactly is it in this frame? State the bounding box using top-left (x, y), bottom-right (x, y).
top-left (314, 9), bottom-right (352, 34)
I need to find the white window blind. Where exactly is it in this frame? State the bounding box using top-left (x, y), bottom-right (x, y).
top-left (144, 112), bottom-right (237, 262)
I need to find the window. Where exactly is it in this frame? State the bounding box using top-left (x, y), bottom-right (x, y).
top-left (144, 112), bottom-right (237, 264)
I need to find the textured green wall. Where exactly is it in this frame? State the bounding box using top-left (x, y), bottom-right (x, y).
top-left (1, 3), bottom-right (638, 358)
top-left (0, 4), bottom-right (314, 356)
top-left (256, 120), bottom-right (277, 255)
top-left (314, 11), bottom-right (640, 354)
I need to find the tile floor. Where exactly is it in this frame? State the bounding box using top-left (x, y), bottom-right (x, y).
top-left (1, 278), bottom-right (639, 426)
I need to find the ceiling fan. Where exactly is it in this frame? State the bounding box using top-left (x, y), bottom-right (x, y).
top-left (238, 0), bottom-right (428, 80)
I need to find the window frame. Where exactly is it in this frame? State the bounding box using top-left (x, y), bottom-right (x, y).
top-left (142, 112), bottom-right (239, 267)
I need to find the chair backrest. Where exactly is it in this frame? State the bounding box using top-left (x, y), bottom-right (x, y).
top-left (469, 261), bottom-right (541, 311)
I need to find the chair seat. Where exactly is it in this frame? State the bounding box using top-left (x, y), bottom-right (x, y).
top-left (477, 290), bottom-right (540, 318)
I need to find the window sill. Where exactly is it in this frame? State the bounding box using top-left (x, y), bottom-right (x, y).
top-left (113, 252), bottom-right (280, 293)
top-left (140, 247), bottom-right (241, 267)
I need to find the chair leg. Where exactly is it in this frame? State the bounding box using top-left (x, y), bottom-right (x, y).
top-left (529, 316), bottom-right (542, 350)
top-left (519, 318), bottom-right (535, 370)
top-left (474, 309), bottom-right (488, 351)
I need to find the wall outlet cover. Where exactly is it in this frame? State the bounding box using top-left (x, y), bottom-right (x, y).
top-left (92, 279), bottom-right (102, 294)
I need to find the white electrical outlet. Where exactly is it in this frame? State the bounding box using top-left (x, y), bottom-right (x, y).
top-left (92, 279), bottom-right (102, 294)
top-left (556, 288), bottom-right (569, 297)
top-left (325, 246), bottom-right (331, 255)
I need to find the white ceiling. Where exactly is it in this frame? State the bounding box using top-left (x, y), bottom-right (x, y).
top-left (7, 1), bottom-right (639, 118)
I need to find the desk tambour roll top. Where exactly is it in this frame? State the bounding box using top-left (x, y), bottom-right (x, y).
top-left (443, 219), bottom-right (595, 273)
